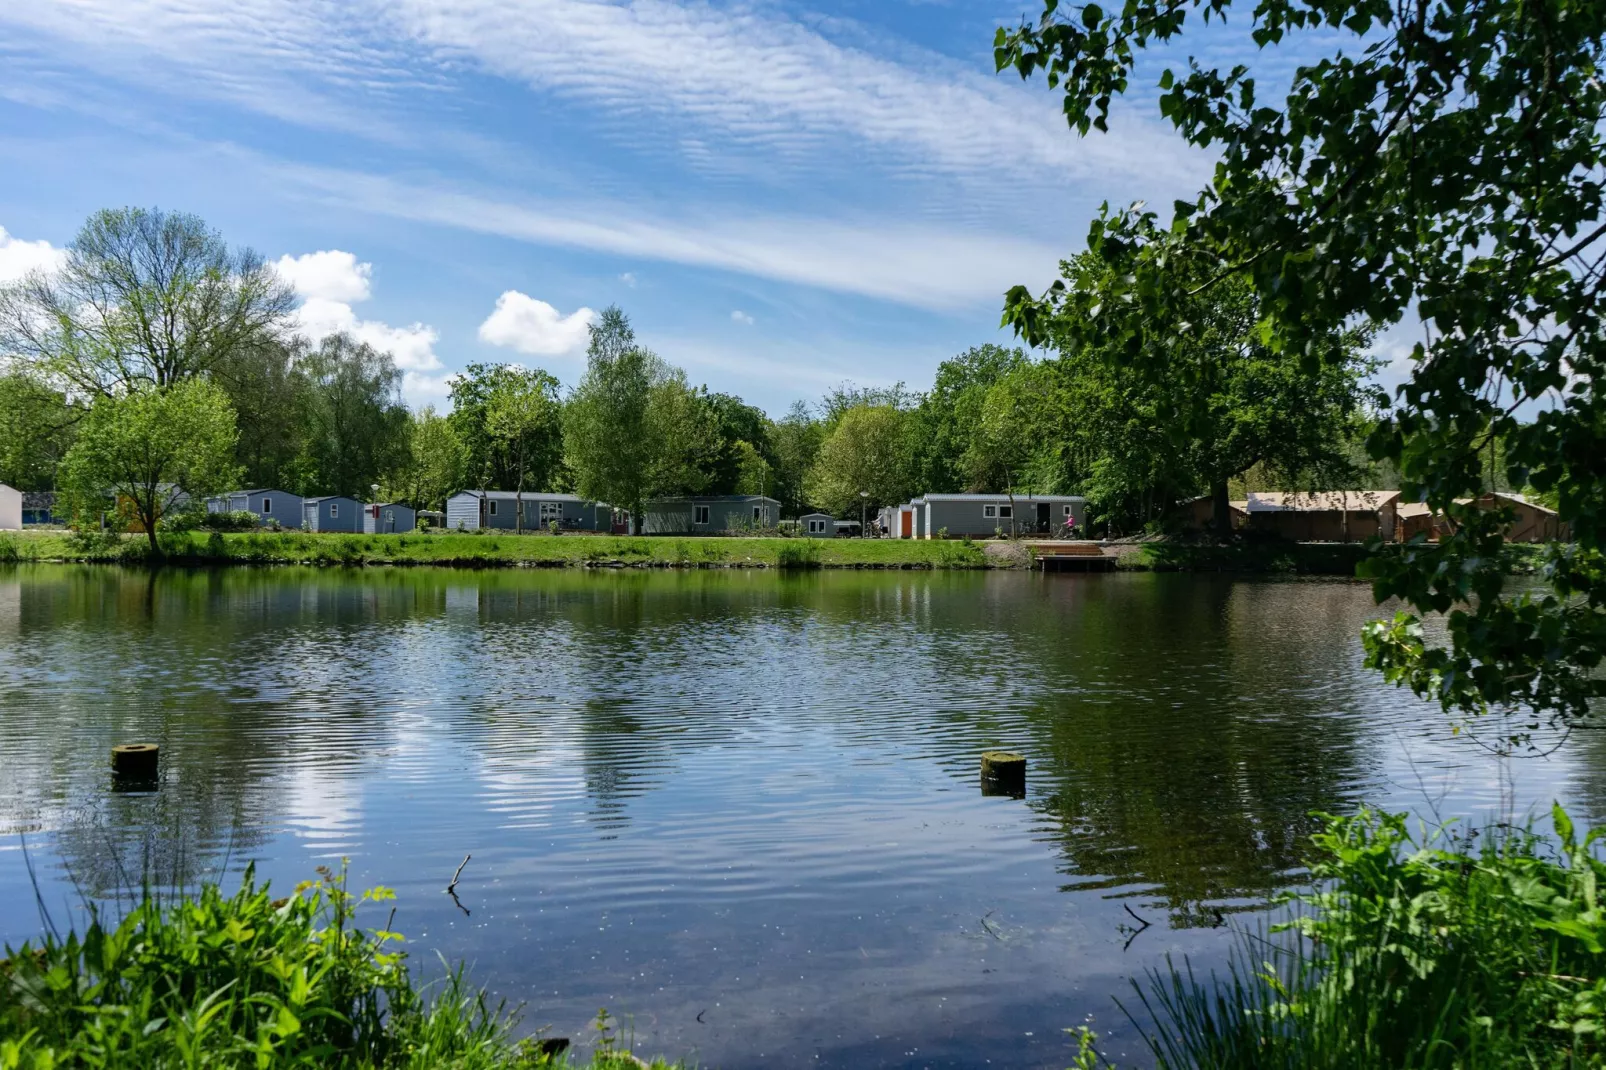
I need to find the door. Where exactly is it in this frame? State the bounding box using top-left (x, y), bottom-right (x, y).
top-left (900, 510), bottom-right (912, 538)
top-left (1036, 502), bottom-right (1050, 533)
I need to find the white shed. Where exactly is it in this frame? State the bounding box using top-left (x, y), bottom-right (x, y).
top-left (0, 484), bottom-right (20, 531)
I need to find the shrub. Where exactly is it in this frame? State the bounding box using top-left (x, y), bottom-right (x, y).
top-left (775, 541), bottom-right (821, 570)
top-left (0, 536), bottom-right (18, 563)
top-left (0, 866), bottom-right (671, 1068)
top-left (1128, 805), bottom-right (1605, 1069)
top-left (201, 509), bottom-right (261, 532)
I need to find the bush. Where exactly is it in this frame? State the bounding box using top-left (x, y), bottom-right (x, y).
top-left (0, 868), bottom-right (539, 1069)
top-left (0, 536), bottom-right (18, 564)
top-left (201, 509), bottom-right (261, 532)
top-left (775, 541), bottom-right (821, 570)
top-left (1128, 805), bottom-right (1606, 1069)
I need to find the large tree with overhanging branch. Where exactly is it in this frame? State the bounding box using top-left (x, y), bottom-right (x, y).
top-left (996, 0), bottom-right (1605, 735)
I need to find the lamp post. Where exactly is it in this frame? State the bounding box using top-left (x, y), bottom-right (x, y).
top-left (371, 484), bottom-right (380, 532)
top-left (859, 490), bottom-right (869, 538)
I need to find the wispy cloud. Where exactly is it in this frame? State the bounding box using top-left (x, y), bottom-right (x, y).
top-left (0, 0), bottom-right (1191, 191)
top-left (274, 161), bottom-right (1065, 310)
top-left (730, 309), bottom-right (754, 326)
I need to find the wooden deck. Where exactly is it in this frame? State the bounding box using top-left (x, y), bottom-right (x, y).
top-left (1026, 541), bottom-right (1116, 572)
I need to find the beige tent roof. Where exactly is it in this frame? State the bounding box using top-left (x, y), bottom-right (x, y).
top-left (1246, 491), bottom-right (1401, 513)
top-left (1396, 501), bottom-right (1434, 519)
top-left (1453, 491), bottom-right (1559, 516)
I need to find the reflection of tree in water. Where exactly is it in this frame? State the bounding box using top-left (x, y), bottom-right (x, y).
top-left (2, 566), bottom-right (435, 898)
top-left (1014, 577), bottom-right (1379, 927)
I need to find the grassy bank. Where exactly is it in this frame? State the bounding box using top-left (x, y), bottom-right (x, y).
top-left (1079, 805), bottom-right (1606, 1069)
top-left (0, 529), bottom-right (989, 570)
top-left (0, 867), bottom-right (675, 1070)
top-left (1110, 539), bottom-right (1372, 575)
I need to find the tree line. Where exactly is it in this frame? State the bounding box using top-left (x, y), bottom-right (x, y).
top-left (1, 206), bottom-right (1391, 550)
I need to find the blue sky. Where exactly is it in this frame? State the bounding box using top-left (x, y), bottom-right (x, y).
top-left (0, 0), bottom-right (1364, 414)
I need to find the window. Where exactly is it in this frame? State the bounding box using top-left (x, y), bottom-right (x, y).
top-left (753, 506), bottom-right (762, 520)
top-left (262, 497), bottom-right (271, 513)
top-left (541, 501), bottom-right (561, 522)
top-left (983, 504), bottom-right (998, 518)
top-left (694, 505), bottom-right (710, 524)
top-left (809, 519), bottom-right (826, 533)
top-left (998, 505), bottom-right (1012, 519)
top-left (329, 503), bottom-right (338, 518)
top-left (489, 500), bottom-right (498, 516)
top-left (385, 510), bottom-right (394, 524)
top-left (1064, 504), bottom-right (1073, 516)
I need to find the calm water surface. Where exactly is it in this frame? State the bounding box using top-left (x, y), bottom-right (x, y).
top-left (1, 566), bottom-right (1600, 1068)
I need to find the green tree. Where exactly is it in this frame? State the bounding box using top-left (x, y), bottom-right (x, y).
top-left (0, 372), bottom-right (78, 491)
top-left (703, 392), bottom-right (777, 494)
top-left (806, 404), bottom-right (913, 518)
top-left (564, 307), bottom-right (659, 533)
top-left (484, 367), bottom-right (564, 532)
top-left (770, 401), bottom-right (824, 516)
top-left (385, 407), bottom-right (465, 512)
top-left (997, 0), bottom-right (1606, 730)
top-left (910, 344), bottom-right (1031, 494)
top-left (645, 372), bottom-right (722, 500)
top-left (212, 337), bottom-right (306, 492)
top-left (0, 208), bottom-right (293, 396)
top-left (59, 380), bottom-right (241, 555)
top-left (289, 334), bottom-right (410, 499)
top-left (962, 366), bottom-right (1051, 534)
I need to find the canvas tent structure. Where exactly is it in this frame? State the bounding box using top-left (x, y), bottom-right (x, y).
top-left (1244, 491), bottom-right (1401, 542)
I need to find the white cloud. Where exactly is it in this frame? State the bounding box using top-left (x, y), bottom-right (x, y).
top-left (0, 225), bottom-right (65, 282)
top-left (619, 272), bottom-right (637, 287)
top-left (278, 247), bottom-right (444, 405)
top-left (275, 249), bottom-right (372, 302)
top-left (478, 291), bottom-right (595, 356)
top-left (730, 310), bottom-right (754, 325)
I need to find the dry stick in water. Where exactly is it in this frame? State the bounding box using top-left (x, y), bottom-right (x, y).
top-left (446, 854), bottom-right (471, 893)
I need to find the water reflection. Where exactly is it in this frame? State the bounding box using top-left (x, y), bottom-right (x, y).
top-left (0, 565), bottom-right (1591, 1069)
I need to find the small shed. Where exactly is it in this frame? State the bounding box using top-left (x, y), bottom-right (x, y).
top-left (363, 502), bottom-right (417, 534)
top-left (1245, 491), bottom-right (1400, 542)
top-left (208, 489), bottom-right (303, 530)
top-left (0, 484), bottom-right (20, 531)
top-left (799, 512), bottom-right (835, 537)
top-left (302, 495), bottom-right (361, 533)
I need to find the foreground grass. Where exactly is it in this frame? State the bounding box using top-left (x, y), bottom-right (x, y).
top-left (0, 530), bottom-right (989, 570)
top-left (0, 867), bottom-right (676, 1070)
top-left (1079, 805), bottom-right (1606, 1069)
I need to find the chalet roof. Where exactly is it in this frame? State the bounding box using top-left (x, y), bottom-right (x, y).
top-left (1397, 501), bottom-right (1435, 518)
top-left (1246, 491), bottom-right (1401, 513)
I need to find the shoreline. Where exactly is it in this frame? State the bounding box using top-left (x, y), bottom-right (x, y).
top-left (0, 529), bottom-right (1392, 575)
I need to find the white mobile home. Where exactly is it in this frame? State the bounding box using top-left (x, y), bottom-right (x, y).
top-left (363, 502), bottom-right (417, 534)
top-left (890, 493), bottom-right (1086, 539)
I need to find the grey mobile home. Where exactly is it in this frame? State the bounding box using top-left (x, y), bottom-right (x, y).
top-left (891, 494), bottom-right (1086, 539)
top-left (302, 496), bottom-right (361, 533)
top-left (363, 502), bottom-right (417, 534)
top-left (642, 495), bottom-right (780, 534)
top-left (445, 490), bottom-right (610, 532)
top-left (208, 489), bottom-right (303, 529)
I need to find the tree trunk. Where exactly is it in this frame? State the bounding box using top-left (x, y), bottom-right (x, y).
top-left (1211, 480), bottom-right (1232, 535)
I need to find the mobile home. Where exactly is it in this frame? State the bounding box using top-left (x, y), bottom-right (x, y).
top-left (642, 495), bottom-right (781, 534)
top-left (891, 493), bottom-right (1086, 539)
top-left (208, 489), bottom-right (303, 529)
top-left (445, 490), bottom-right (611, 532)
top-left (363, 502), bottom-right (417, 534)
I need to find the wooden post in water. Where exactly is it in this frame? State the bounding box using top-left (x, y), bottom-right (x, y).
top-left (980, 750), bottom-right (1026, 797)
top-left (111, 743), bottom-right (159, 785)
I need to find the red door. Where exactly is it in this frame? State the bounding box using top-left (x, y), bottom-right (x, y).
top-left (900, 510), bottom-right (912, 538)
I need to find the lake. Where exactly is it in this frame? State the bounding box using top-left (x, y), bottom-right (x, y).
top-left (0, 565), bottom-right (1597, 1068)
